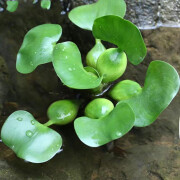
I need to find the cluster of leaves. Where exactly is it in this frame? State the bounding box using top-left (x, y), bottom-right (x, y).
top-left (1, 0), bottom-right (180, 163)
top-left (5, 0), bottom-right (51, 12)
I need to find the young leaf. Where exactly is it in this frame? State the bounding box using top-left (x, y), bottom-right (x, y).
top-left (41, 0), bottom-right (51, 10)
top-left (86, 39), bottom-right (106, 69)
top-left (46, 100), bottom-right (79, 126)
top-left (68, 0), bottom-right (126, 31)
top-left (96, 48), bottom-right (127, 83)
top-left (120, 61), bottom-right (180, 127)
top-left (93, 15), bottom-right (147, 65)
top-left (52, 42), bottom-right (103, 89)
top-left (16, 24), bottom-right (62, 74)
top-left (109, 80), bottom-right (142, 101)
top-left (84, 98), bottom-right (114, 119)
top-left (1, 111), bottom-right (62, 163)
top-left (74, 102), bottom-right (135, 147)
top-left (6, 0), bottom-right (18, 12)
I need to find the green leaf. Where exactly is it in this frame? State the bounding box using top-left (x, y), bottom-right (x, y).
top-left (1, 111), bottom-right (62, 163)
top-left (93, 15), bottom-right (147, 65)
top-left (84, 98), bottom-right (114, 119)
top-left (86, 39), bottom-right (106, 69)
top-left (16, 24), bottom-right (62, 74)
top-left (68, 0), bottom-right (126, 31)
top-left (96, 48), bottom-right (127, 83)
top-left (41, 0), bottom-right (51, 10)
top-left (6, 0), bottom-right (18, 12)
top-left (120, 61), bottom-right (180, 127)
top-left (109, 80), bottom-right (142, 101)
top-left (46, 100), bottom-right (79, 126)
top-left (53, 42), bottom-right (103, 89)
top-left (74, 103), bottom-right (135, 147)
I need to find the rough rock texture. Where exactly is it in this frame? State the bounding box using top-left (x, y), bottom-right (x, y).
top-left (0, 1), bottom-right (180, 180)
top-left (63, 0), bottom-right (180, 28)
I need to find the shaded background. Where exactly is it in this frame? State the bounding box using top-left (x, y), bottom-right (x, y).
top-left (0, 0), bottom-right (180, 179)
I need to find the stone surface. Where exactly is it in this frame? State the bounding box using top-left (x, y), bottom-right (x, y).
top-left (0, 1), bottom-right (180, 180)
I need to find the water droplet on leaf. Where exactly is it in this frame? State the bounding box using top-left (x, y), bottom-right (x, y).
top-left (31, 120), bottom-right (35, 125)
top-left (68, 68), bottom-right (72, 71)
top-left (17, 117), bottom-right (23, 121)
top-left (26, 130), bottom-right (33, 137)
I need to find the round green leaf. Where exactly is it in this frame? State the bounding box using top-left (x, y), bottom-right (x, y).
top-left (41, 0), bottom-right (51, 10)
top-left (16, 24), bottom-right (62, 74)
top-left (46, 100), bottom-right (79, 126)
top-left (6, 0), bottom-right (18, 12)
top-left (86, 39), bottom-right (106, 69)
top-left (68, 0), bottom-right (126, 31)
top-left (120, 61), bottom-right (180, 127)
top-left (1, 111), bottom-right (62, 163)
top-left (85, 98), bottom-right (114, 119)
top-left (93, 15), bottom-right (147, 65)
top-left (52, 42), bottom-right (103, 89)
top-left (74, 103), bottom-right (135, 147)
top-left (96, 48), bottom-right (127, 83)
top-left (109, 80), bottom-right (142, 101)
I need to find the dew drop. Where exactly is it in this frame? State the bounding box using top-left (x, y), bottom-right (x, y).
top-left (68, 68), bottom-right (72, 71)
top-left (12, 145), bottom-right (15, 149)
top-left (116, 132), bottom-right (122, 137)
top-left (31, 120), bottom-right (35, 125)
top-left (17, 117), bottom-right (23, 121)
top-left (26, 130), bottom-right (33, 137)
top-left (65, 56), bottom-right (68, 59)
top-left (30, 61), bottom-right (34, 66)
top-left (56, 144), bottom-right (60, 147)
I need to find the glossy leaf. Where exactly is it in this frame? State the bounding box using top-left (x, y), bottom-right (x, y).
top-left (93, 15), bottom-right (147, 65)
top-left (96, 48), bottom-right (127, 83)
top-left (74, 103), bottom-right (135, 147)
top-left (109, 80), bottom-right (142, 101)
top-left (6, 0), bottom-right (18, 12)
top-left (120, 61), bottom-right (180, 127)
top-left (41, 0), bottom-right (51, 10)
top-left (53, 42), bottom-right (103, 89)
top-left (84, 66), bottom-right (99, 77)
top-left (16, 24), bottom-right (62, 74)
top-left (46, 100), bottom-right (79, 126)
top-left (1, 111), bottom-right (62, 163)
top-left (86, 39), bottom-right (106, 68)
top-left (85, 98), bottom-right (114, 119)
top-left (69, 0), bottom-right (126, 30)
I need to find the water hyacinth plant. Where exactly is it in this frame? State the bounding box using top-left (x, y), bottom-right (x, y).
top-left (1, 0), bottom-right (180, 163)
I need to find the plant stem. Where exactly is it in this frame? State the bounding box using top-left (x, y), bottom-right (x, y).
top-left (44, 120), bottom-right (54, 127)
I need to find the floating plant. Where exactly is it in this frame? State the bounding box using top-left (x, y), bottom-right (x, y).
top-left (1, 0), bottom-right (179, 163)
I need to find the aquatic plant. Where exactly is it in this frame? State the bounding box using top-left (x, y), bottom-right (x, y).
top-left (1, 0), bottom-right (179, 163)
top-left (5, 0), bottom-right (51, 12)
